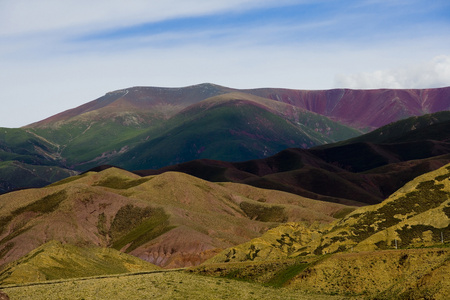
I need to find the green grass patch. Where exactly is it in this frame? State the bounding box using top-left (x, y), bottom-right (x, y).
top-left (0, 242), bottom-right (14, 260)
top-left (15, 190), bottom-right (67, 215)
top-left (94, 177), bottom-right (151, 189)
top-left (266, 261), bottom-right (310, 287)
top-left (110, 205), bottom-right (174, 252)
top-left (348, 178), bottom-right (450, 242)
top-left (239, 201), bottom-right (287, 222)
top-left (0, 191), bottom-right (67, 236)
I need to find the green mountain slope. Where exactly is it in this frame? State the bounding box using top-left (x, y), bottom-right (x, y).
top-left (317, 110), bottom-right (450, 147)
top-left (0, 86), bottom-right (362, 194)
top-left (110, 94), bottom-right (361, 170)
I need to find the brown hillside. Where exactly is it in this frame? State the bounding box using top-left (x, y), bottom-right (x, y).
top-left (0, 168), bottom-right (352, 269)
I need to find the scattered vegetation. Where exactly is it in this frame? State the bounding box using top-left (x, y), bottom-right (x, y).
top-left (109, 205), bottom-right (174, 252)
top-left (47, 173), bottom-right (87, 187)
top-left (239, 201), bottom-right (287, 222)
top-left (94, 176), bottom-right (151, 189)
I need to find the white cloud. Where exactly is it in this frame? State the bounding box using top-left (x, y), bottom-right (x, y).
top-left (334, 55), bottom-right (450, 89)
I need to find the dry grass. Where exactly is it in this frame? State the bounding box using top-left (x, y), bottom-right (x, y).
top-left (1, 270), bottom-right (347, 300)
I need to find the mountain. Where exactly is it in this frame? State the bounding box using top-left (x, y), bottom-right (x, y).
top-left (1, 84), bottom-right (448, 195)
top-left (135, 112), bottom-right (450, 206)
top-left (0, 167), bottom-right (351, 270)
top-left (0, 240), bottom-right (160, 285)
top-left (107, 92), bottom-right (361, 170)
top-left (25, 89), bottom-right (361, 170)
top-left (30, 84), bottom-right (450, 131)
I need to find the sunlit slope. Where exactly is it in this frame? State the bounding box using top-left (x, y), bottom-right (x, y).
top-left (205, 163), bottom-right (450, 263)
top-left (0, 240), bottom-right (160, 285)
top-left (193, 248), bottom-right (449, 298)
top-left (0, 167), bottom-right (351, 269)
top-left (247, 86), bottom-right (450, 130)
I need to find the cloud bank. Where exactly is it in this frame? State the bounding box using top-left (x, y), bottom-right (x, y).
top-left (335, 55), bottom-right (450, 89)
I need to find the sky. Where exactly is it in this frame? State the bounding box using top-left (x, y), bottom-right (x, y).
top-left (1, 0), bottom-right (450, 128)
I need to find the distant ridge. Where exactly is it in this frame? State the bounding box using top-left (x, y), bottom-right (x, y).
top-left (28, 83), bottom-right (450, 130)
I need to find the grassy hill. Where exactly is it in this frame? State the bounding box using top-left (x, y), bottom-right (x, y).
top-left (202, 163), bottom-right (450, 264)
top-left (1, 270), bottom-right (341, 300)
top-left (184, 164), bottom-right (450, 298)
top-left (0, 164), bottom-right (449, 298)
top-left (0, 240), bottom-right (160, 285)
top-left (0, 167), bottom-right (351, 270)
top-left (317, 110), bottom-right (450, 147)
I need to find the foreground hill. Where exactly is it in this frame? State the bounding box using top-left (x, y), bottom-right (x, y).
top-left (0, 164), bottom-right (448, 298)
top-left (191, 247), bottom-right (449, 299)
top-left (204, 163), bottom-right (450, 263)
top-left (0, 167), bottom-right (351, 270)
top-left (0, 240), bottom-right (160, 285)
top-left (1, 270), bottom-right (339, 300)
top-left (187, 164), bottom-right (450, 298)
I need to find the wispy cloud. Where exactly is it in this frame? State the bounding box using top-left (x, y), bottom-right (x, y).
top-left (1, 0), bottom-right (449, 127)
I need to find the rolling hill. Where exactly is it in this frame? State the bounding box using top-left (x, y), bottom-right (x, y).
top-left (0, 159), bottom-right (449, 299)
top-left (203, 163), bottom-right (450, 262)
top-left (0, 240), bottom-right (160, 285)
top-left (0, 167), bottom-right (351, 271)
top-left (188, 164), bottom-right (450, 298)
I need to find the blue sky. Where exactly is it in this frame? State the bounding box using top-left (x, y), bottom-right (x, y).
top-left (1, 0), bottom-right (450, 127)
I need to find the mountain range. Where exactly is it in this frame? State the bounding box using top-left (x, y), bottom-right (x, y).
top-left (1, 84), bottom-right (449, 195)
top-left (0, 83), bottom-right (449, 299)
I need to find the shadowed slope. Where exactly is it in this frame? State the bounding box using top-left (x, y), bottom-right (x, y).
top-left (137, 112), bottom-right (450, 205)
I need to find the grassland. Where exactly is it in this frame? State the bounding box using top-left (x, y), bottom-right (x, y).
top-left (1, 270), bottom-right (346, 300)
